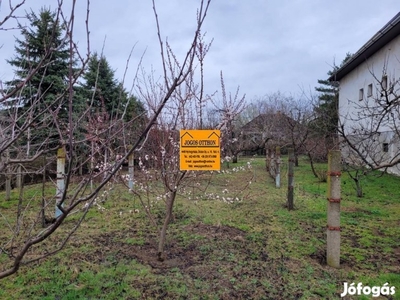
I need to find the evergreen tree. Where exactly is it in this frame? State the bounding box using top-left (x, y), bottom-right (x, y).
top-left (123, 94), bottom-right (148, 144)
top-left (6, 8), bottom-right (72, 146)
top-left (313, 53), bottom-right (352, 138)
top-left (81, 53), bottom-right (122, 116)
top-left (80, 53), bottom-right (147, 153)
top-left (124, 95), bottom-right (147, 124)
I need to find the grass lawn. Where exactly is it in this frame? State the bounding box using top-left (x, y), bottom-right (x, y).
top-left (0, 156), bottom-right (399, 299)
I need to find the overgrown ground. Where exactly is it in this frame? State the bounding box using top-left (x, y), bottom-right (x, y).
top-left (0, 157), bottom-right (399, 299)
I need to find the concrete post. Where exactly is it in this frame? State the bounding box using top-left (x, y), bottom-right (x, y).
top-left (5, 173), bottom-right (11, 200)
top-left (287, 148), bottom-right (294, 210)
top-left (275, 146), bottom-right (281, 188)
top-left (327, 150), bottom-right (341, 268)
top-left (56, 147), bottom-right (66, 218)
top-left (270, 149), bottom-right (275, 178)
top-left (16, 165), bottom-right (22, 189)
top-left (16, 164), bottom-right (24, 201)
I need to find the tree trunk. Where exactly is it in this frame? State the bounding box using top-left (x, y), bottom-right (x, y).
top-left (232, 155), bottom-right (238, 163)
top-left (157, 190), bottom-right (177, 261)
top-left (287, 148), bottom-right (295, 210)
top-left (355, 178), bottom-right (363, 198)
top-left (308, 152), bottom-right (318, 178)
top-left (41, 156), bottom-right (46, 228)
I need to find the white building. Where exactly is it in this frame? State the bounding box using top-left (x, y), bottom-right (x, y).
top-left (331, 12), bottom-right (400, 175)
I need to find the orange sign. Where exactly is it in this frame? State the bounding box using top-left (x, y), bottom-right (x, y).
top-left (180, 130), bottom-right (220, 170)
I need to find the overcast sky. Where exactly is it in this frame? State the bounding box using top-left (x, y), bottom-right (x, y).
top-left (1, 1), bottom-right (400, 103)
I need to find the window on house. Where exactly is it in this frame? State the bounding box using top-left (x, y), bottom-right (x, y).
top-left (382, 76), bottom-right (388, 90)
top-left (383, 143), bottom-right (389, 153)
top-left (359, 88), bottom-right (364, 101)
top-left (367, 84), bottom-right (373, 97)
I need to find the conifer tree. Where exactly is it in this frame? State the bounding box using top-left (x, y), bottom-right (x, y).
top-left (81, 53), bottom-right (147, 145)
top-left (81, 53), bottom-right (122, 116)
top-left (313, 53), bottom-right (352, 140)
top-left (123, 94), bottom-right (148, 144)
top-left (6, 8), bottom-right (72, 146)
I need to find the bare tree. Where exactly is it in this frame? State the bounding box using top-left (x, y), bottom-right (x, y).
top-left (212, 71), bottom-right (246, 164)
top-left (132, 15), bottom-right (215, 260)
top-left (278, 96), bottom-right (314, 166)
top-left (236, 94), bottom-right (282, 156)
top-left (194, 31), bottom-right (214, 129)
top-left (0, 0), bottom-right (212, 279)
top-left (236, 92), bottom-right (312, 162)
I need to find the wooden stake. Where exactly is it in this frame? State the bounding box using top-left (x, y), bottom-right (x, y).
top-left (287, 148), bottom-right (294, 210)
top-left (276, 146), bottom-right (281, 188)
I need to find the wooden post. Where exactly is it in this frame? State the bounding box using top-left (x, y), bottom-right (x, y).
top-left (266, 147), bottom-right (270, 172)
top-left (287, 148), bottom-right (294, 210)
top-left (327, 150), bottom-right (341, 268)
top-left (275, 146), bottom-right (281, 188)
top-left (55, 147), bottom-right (66, 218)
top-left (128, 151), bottom-right (134, 191)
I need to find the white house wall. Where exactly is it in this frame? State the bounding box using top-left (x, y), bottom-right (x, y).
top-left (338, 35), bottom-right (400, 175)
top-left (339, 35), bottom-right (400, 133)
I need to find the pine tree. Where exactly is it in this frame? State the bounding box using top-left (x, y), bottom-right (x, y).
top-left (81, 53), bottom-right (122, 116)
top-left (124, 95), bottom-right (147, 124)
top-left (6, 8), bottom-right (72, 146)
top-left (80, 53), bottom-right (147, 153)
top-left (123, 94), bottom-right (148, 144)
top-left (313, 53), bottom-right (353, 139)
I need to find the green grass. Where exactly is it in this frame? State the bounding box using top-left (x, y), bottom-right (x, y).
top-left (0, 156), bottom-right (399, 299)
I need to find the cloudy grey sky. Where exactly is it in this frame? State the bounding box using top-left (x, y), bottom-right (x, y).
top-left (1, 0), bottom-right (400, 102)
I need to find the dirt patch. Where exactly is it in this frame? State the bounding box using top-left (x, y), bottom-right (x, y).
top-left (389, 247), bottom-right (400, 272)
top-left (184, 223), bottom-right (246, 241)
top-left (309, 247), bottom-right (327, 265)
top-left (79, 222), bottom-right (397, 298)
top-left (86, 223), bottom-right (246, 272)
top-left (120, 239), bottom-right (201, 270)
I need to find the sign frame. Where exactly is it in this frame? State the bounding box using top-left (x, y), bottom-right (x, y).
top-left (180, 130), bottom-right (220, 171)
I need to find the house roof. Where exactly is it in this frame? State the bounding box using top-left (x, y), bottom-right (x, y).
top-left (241, 113), bottom-right (284, 132)
top-left (241, 112), bottom-right (298, 134)
top-left (329, 12), bottom-right (400, 82)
